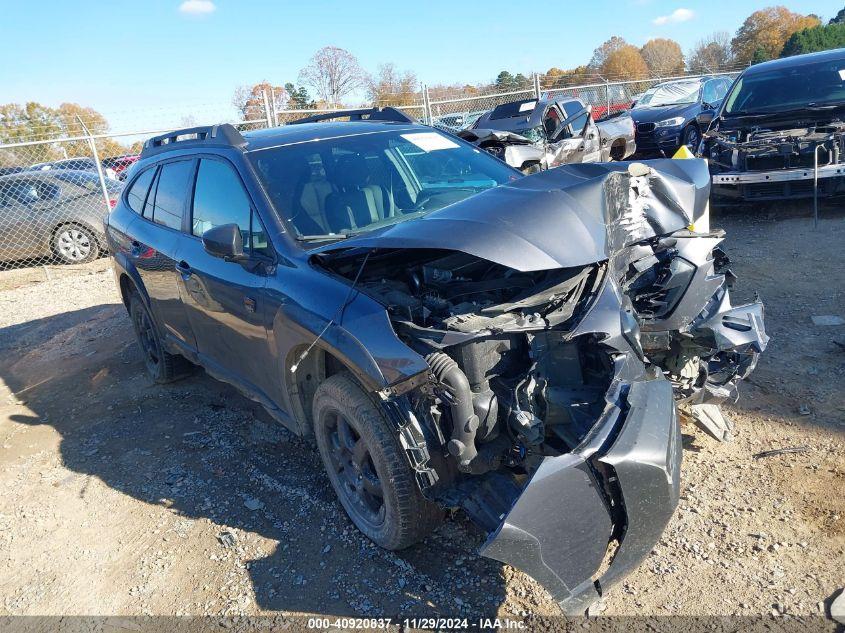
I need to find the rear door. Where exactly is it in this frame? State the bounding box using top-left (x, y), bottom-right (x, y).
top-left (0, 178), bottom-right (43, 260)
top-left (0, 177), bottom-right (67, 260)
top-left (176, 157), bottom-right (273, 398)
top-left (128, 159), bottom-right (197, 351)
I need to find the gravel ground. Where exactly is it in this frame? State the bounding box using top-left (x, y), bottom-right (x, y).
top-left (0, 205), bottom-right (842, 627)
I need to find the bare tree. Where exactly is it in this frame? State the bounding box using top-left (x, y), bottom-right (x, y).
top-left (299, 46), bottom-right (367, 108)
top-left (687, 32), bottom-right (734, 73)
top-left (367, 63), bottom-right (418, 106)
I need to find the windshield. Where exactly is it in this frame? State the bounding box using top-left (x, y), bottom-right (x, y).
top-left (724, 58), bottom-right (845, 116)
top-left (247, 128), bottom-right (518, 243)
top-left (638, 82), bottom-right (700, 107)
top-left (513, 126), bottom-right (545, 142)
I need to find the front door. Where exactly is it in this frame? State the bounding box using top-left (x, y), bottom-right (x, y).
top-left (176, 157), bottom-right (274, 399)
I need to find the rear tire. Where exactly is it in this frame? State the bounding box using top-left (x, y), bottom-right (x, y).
top-left (53, 224), bottom-right (99, 264)
top-left (313, 372), bottom-right (443, 550)
top-left (128, 290), bottom-right (191, 383)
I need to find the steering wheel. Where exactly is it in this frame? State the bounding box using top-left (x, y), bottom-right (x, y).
top-left (410, 191), bottom-right (435, 212)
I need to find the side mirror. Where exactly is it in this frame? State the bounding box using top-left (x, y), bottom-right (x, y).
top-left (21, 186), bottom-right (40, 205)
top-left (202, 223), bottom-right (244, 261)
top-left (696, 111), bottom-right (715, 129)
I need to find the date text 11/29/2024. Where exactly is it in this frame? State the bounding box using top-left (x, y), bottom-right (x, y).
top-left (307, 617), bottom-right (527, 629)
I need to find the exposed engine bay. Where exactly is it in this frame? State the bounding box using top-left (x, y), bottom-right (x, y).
top-left (327, 250), bottom-right (612, 474)
top-left (704, 119), bottom-right (845, 203)
top-left (313, 158), bottom-right (768, 611)
top-left (706, 122), bottom-right (845, 172)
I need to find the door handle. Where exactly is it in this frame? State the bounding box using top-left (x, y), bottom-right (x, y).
top-left (175, 260), bottom-right (192, 277)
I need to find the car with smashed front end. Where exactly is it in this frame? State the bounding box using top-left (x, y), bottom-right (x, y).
top-left (106, 114), bottom-right (766, 613)
top-left (460, 96), bottom-right (635, 173)
top-left (700, 48), bottom-right (845, 205)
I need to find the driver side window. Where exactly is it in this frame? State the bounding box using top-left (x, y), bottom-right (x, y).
top-left (542, 106), bottom-right (563, 138)
top-left (191, 158), bottom-right (272, 258)
top-left (702, 80), bottom-right (725, 106)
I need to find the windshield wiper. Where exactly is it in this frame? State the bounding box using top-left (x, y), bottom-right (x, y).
top-left (296, 234), bottom-right (350, 242)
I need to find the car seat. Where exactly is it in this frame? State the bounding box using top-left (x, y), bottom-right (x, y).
top-left (325, 155), bottom-right (390, 233)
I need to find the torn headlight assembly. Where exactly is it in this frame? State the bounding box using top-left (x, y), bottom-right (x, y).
top-left (620, 230), bottom-right (768, 435)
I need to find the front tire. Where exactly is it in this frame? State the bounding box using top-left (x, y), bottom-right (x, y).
top-left (53, 224), bottom-right (99, 264)
top-left (313, 372), bottom-right (442, 550)
top-left (681, 125), bottom-right (701, 151)
top-left (128, 290), bottom-right (191, 383)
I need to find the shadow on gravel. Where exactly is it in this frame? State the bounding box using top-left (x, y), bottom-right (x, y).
top-left (0, 305), bottom-right (509, 617)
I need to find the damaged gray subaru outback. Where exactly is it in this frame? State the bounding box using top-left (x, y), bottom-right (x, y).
top-left (106, 111), bottom-right (768, 613)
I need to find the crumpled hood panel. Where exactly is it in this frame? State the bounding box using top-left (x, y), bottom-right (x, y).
top-left (458, 128), bottom-right (535, 145)
top-left (313, 159), bottom-right (711, 272)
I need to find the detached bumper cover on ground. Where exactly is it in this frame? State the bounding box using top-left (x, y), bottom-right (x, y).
top-left (483, 372), bottom-right (680, 613)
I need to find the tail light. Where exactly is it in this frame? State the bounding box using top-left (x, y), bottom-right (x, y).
top-left (108, 198), bottom-right (117, 208)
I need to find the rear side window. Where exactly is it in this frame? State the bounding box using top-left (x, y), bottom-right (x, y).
top-left (126, 167), bottom-right (155, 214)
top-left (0, 179), bottom-right (60, 205)
top-left (150, 160), bottom-right (192, 230)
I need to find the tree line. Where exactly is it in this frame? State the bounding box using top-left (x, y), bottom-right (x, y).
top-left (543, 4), bottom-right (841, 87)
top-left (3, 2), bottom-right (843, 162)
top-left (0, 102), bottom-right (141, 167)
top-left (235, 4), bottom-right (844, 114)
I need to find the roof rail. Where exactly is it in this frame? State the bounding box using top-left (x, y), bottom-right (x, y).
top-left (288, 107), bottom-right (417, 125)
top-left (140, 124), bottom-right (246, 158)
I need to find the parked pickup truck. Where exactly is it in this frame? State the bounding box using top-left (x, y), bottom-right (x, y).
top-left (459, 97), bottom-right (636, 173)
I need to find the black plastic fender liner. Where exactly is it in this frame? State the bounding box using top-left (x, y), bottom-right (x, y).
top-left (478, 374), bottom-right (680, 614)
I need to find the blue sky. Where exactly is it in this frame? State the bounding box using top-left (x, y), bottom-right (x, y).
top-left (0, 0), bottom-right (842, 131)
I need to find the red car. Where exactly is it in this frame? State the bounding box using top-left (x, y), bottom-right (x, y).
top-left (102, 154), bottom-right (140, 180)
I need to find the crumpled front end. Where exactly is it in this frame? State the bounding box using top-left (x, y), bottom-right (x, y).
top-left (483, 374), bottom-right (679, 612)
top-left (620, 229), bottom-right (769, 409)
top-left (457, 128), bottom-right (589, 174)
top-left (316, 158), bottom-right (764, 612)
top-left (479, 274), bottom-right (681, 613)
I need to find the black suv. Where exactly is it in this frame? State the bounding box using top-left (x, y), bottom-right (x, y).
top-left (631, 76), bottom-right (734, 155)
top-left (107, 111), bottom-right (766, 612)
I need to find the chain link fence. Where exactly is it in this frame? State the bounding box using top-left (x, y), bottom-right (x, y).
top-left (0, 66), bottom-right (745, 274)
